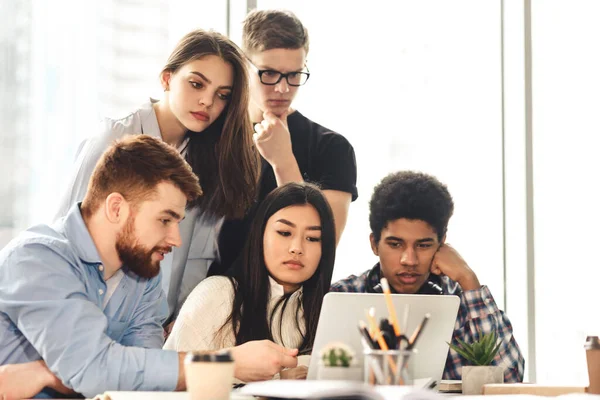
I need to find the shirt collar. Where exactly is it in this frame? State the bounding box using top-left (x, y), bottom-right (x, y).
top-left (61, 203), bottom-right (103, 265)
top-left (268, 276), bottom-right (303, 299)
top-left (368, 263), bottom-right (383, 288)
top-left (138, 99), bottom-right (162, 140)
top-left (141, 98), bottom-right (190, 156)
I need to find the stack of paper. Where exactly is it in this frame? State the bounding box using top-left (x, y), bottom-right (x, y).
top-left (237, 379), bottom-right (436, 400)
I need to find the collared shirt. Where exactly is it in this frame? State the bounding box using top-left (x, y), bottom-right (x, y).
top-left (54, 99), bottom-right (220, 318)
top-left (330, 265), bottom-right (525, 383)
top-left (0, 204), bottom-right (179, 397)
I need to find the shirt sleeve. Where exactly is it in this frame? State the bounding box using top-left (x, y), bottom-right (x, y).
top-left (313, 132), bottom-right (358, 201)
top-left (443, 285), bottom-right (525, 382)
top-left (164, 276), bottom-right (235, 352)
top-left (120, 272), bottom-right (169, 349)
top-left (0, 243), bottom-right (179, 397)
top-left (54, 119), bottom-right (132, 221)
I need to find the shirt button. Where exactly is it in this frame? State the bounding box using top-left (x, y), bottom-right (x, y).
top-left (98, 265), bottom-right (104, 272)
top-left (98, 289), bottom-right (104, 295)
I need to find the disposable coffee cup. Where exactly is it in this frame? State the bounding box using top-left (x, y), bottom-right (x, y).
top-left (585, 336), bottom-right (600, 394)
top-left (185, 350), bottom-right (235, 400)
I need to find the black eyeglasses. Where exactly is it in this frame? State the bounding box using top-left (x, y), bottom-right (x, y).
top-left (249, 62), bottom-right (310, 86)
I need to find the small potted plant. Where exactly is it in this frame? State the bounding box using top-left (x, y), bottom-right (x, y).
top-left (318, 342), bottom-right (362, 381)
top-left (448, 331), bottom-right (505, 394)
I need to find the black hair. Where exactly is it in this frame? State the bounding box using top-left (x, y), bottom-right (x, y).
top-left (221, 182), bottom-right (336, 352)
top-left (369, 171), bottom-right (454, 243)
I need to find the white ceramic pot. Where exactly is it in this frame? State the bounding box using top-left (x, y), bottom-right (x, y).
top-left (461, 365), bottom-right (504, 395)
top-left (317, 366), bottom-right (363, 381)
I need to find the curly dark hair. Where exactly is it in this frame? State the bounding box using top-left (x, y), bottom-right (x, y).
top-left (369, 171), bottom-right (454, 243)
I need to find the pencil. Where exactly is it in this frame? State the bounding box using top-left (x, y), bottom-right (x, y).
top-left (359, 321), bottom-right (386, 384)
top-left (407, 313), bottom-right (431, 350)
top-left (368, 309), bottom-right (400, 382)
top-left (366, 307), bottom-right (378, 339)
top-left (380, 278), bottom-right (402, 337)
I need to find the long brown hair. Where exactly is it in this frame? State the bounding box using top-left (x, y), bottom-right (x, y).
top-left (162, 29), bottom-right (259, 218)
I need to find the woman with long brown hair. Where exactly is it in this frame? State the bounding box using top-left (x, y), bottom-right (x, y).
top-left (55, 29), bottom-right (260, 322)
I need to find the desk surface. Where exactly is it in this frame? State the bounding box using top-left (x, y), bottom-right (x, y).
top-left (81, 385), bottom-right (598, 400)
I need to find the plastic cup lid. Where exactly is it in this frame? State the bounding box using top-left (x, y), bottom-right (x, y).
top-left (585, 336), bottom-right (600, 350)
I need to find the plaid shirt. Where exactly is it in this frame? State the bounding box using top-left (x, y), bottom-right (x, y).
top-left (330, 265), bottom-right (525, 382)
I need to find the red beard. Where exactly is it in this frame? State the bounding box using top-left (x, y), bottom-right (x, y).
top-left (115, 214), bottom-right (169, 279)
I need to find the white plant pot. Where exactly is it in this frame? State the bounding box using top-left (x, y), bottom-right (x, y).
top-left (317, 366), bottom-right (363, 381)
top-left (461, 365), bottom-right (504, 395)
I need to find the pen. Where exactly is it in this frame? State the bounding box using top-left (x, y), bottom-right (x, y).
top-left (358, 320), bottom-right (377, 349)
top-left (380, 278), bottom-right (402, 338)
top-left (407, 313), bottom-right (431, 350)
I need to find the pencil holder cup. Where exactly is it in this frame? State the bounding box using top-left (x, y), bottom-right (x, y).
top-left (363, 349), bottom-right (416, 386)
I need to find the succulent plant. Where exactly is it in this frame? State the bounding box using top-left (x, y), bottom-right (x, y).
top-left (320, 342), bottom-right (355, 367)
top-left (448, 330), bottom-right (502, 366)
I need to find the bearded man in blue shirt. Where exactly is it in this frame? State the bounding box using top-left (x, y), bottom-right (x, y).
top-left (0, 135), bottom-right (299, 399)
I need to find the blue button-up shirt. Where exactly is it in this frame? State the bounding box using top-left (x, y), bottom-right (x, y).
top-left (0, 204), bottom-right (179, 397)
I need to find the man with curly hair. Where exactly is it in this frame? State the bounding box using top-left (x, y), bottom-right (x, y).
top-left (331, 171), bottom-right (525, 382)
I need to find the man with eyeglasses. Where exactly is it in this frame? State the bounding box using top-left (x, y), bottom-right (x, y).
top-left (210, 9), bottom-right (358, 275)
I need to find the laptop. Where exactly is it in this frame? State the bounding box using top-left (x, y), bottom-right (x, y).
top-left (306, 292), bottom-right (460, 383)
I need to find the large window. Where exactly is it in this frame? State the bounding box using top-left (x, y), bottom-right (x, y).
top-left (0, 0), bottom-right (227, 245)
top-left (532, 0), bottom-right (600, 385)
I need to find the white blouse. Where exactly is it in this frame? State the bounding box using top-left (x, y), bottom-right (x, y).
top-left (163, 276), bottom-right (306, 352)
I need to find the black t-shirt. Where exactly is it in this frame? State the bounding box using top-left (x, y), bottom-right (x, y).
top-left (210, 110), bottom-right (358, 275)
